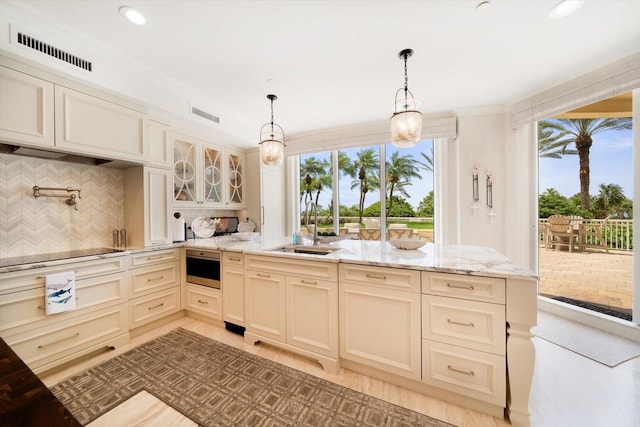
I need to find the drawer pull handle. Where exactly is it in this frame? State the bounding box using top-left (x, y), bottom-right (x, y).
top-left (256, 273), bottom-right (271, 278)
top-left (148, 302), bottom-right (165, 310)
top-left (146, 255), bottom-right (164, 260)
top-left (229, 257), bottom-right (241, 261)
top-left (301, 280), bottom-right (318, 285)
top-left (448, 365), bottom-right (475, 376)
top-left (366, 273), bottom-right (386, 280)
top-left (38, 296), bottom-right (79, 310)
top-left (37, 270), bottom-right (78, 279)
top-left (197, 299), bottom-right (209, 305)
top-left (446, 283), bottom-right (474, 291)
top-left (38, 332), bottom-right (80, 348)
top-left (447, 319), bottom-right (475, 328)
top-left (147, 275), bottom-right (164, 282)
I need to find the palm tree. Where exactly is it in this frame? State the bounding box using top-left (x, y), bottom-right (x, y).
top-left (538, 126), bottom-right (577, 159)
top-left (538, 118), bottom-right (632, 210)
top-left (299, 156), bottom-right (331, 223)
top-left (345, 148), bottom-right (379, 223)
top-left (386, 151), bottom-right (420, 215)
top-left (593, 183), bottom-right (627, 217)
top-left (416, 146), bottom-right (434, 172)
top-left (300, 156), bottom-right (326, 204)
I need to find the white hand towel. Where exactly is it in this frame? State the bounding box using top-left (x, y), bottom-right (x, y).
top-left (45, 271), bottom-right (76, 315)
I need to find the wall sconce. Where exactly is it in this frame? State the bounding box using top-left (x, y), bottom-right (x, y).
top-left (259, 94), bottom-right (285, 166)
top-left (472, 166), bottom-right (480, 202)
top-left (390, 48), bottom-right (422, 148)
top-left (486, 173), bottom-right (493, 208)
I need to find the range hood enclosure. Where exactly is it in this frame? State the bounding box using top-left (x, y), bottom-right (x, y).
top-left (0, 143), bottom-right (129, 167)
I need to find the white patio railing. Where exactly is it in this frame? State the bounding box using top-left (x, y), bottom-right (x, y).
top-left (539, 218), bottom-right (633, 252)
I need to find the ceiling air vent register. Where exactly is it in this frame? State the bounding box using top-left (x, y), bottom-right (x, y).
top-left (15, 31), bottom-right (92, 72)
top-left (190, 106), bottom-right (220, 124)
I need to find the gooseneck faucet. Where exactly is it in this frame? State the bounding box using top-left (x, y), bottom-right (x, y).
top-left (305, 200), bottom-right (320, 245)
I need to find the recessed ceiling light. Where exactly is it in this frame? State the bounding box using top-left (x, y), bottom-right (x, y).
top-left (548, 0), bottom-right (585, 20)
top-left (119, 6), bottom-right (146, 25)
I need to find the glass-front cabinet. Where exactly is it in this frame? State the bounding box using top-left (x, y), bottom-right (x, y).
top-left (172, 132), bottom-right (244, 208)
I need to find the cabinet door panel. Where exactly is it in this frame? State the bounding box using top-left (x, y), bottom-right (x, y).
top-left (0, 66), bottom-right (54, 147)
top-left (339, 283), bottom-right (421, 380)
top-left (202, 144), bottom-right (223, 204)
top-left (172, 135), bottom-right (198, 204)
top-left (226, 151), bottom-right (244, 206)
top-left (55, 86), bottom-right (147, 161)
top-left (148, 120), bottom-right (171, 168)
top-left (222, 266), bottom-right (245, 325)
top-left (146, 168), bottom-right (171, 245)
top-left (286, 276), bottom-right (337, 357)
top-left (244, 271), bottom-right (285, 342)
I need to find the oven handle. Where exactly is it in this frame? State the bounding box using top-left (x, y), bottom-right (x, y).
top-left (186, 250), bottom-right (220, 261)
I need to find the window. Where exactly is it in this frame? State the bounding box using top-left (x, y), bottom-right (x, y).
top-left (298, 140), bottom-right (434, 241)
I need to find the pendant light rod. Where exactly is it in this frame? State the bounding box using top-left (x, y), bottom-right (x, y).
top-left (267, 94), bottom-right (277, 130)
top-left (399, 48), bottom-right (413, 104)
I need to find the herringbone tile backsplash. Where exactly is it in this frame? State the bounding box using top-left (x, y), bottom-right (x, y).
top-left (0, 153), bottom-right (124, 258)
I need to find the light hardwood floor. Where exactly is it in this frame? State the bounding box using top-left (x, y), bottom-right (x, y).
top-left (40, 315), bottom-right (640, 427)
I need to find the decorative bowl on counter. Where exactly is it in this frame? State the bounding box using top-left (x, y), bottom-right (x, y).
top-left (235, 231), bottom-right (259, 241)
top-left (388, 238), bottom-right (426, 250)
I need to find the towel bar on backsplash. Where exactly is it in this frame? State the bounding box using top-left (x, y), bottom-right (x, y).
top-left (32, 185), bottom-right (82, 210)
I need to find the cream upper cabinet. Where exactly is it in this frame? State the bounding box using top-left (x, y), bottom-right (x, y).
top-left (145, 168), bottom-right (172, 246)
top-left (244, 149), bottom-right (285, 236)
top-left (225, 149), bottom-right (245, 209)
top-left (172, 132), bottom-right (245, 208)
top-left (54, 85), bottom-right (147, 162)
top-left (147, 120), bottom-right (171, 168)
top-left (0, 66), bottom-right (54, 148)
top-left (124, 166), bottom-right (172, 248)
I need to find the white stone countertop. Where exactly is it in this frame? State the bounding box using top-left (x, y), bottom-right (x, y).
top-left (2, 236), bottom-right (537, 280)
top-left (184, 236), bottom-right (537, 280)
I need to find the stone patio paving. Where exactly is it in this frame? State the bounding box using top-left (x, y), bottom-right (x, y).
top-left (538, 246), bottom-right (633, 312)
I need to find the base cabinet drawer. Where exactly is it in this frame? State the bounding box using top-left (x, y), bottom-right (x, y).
top-left (422, 272), bottom-right (505, 304)
top-left (3, 304), bottom-right (128, 370)
top-left (130, 287), bottom-right (180, 329)
top-left (0, 272), bottom-right (128, 333)
top-left (130, 261), bottom-right (179, 297)
top-left (422, 295), bottom-right (505, 355)
top-left (185, 284), bottom-right (221, 320)
top-left (422, 340), bottom-right (506, 406)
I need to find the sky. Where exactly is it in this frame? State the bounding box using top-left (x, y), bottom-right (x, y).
top-left (538, 127), bottom-right (634, 199)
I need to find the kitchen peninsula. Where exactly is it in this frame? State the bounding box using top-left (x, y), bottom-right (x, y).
top-left (188, 237), bottom-right (537, 426)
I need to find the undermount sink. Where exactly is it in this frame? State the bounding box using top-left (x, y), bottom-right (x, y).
top-left (272, 245), bottom-right (340, 256)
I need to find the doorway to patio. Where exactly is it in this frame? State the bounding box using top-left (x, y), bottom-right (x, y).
top-left (537, 92), bottom-right (635, 322)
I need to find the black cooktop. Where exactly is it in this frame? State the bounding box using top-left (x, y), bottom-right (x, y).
top-left (0, 248), bottom-right (123, 268)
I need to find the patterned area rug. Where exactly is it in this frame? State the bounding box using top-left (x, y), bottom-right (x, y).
top-left (51, 328), bottom-right (453, 426)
